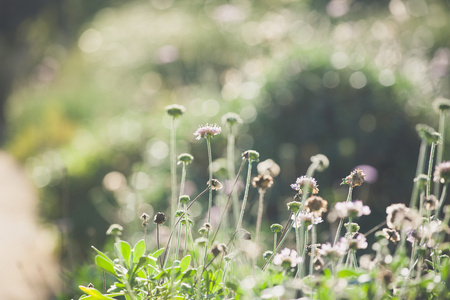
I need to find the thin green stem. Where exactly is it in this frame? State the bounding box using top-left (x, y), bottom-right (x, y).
top-left (254, 190), bottom-right (266, 250)
top-left (236, 161), bottom-right (253, 231)
top-left (334, 186), bottom-right (353, 246)
top-left (170, 117), bottom-right (178, 228)
top-left (273, 232), bottom-right (277, 253)
top-left (294, 212), bottom-right (301, 276)
top-left (262, 224), bottom-right (292, 270)
top-left (436, 184), bottom-right (448, 218)
top-left (310, 224), bottom-right (316, 276)
top-left (227, 124), bottom-right (239, 227)
top-left (177, 163), bottom-right (187, 259)
top-left (206, 136), bottom-right (213, 223)
top-left (434, 111), bottom-right (447, 197)
top-left (410, 140), bottom-right (427, 208)
top-left (426, 143), bottom-right (437, 198)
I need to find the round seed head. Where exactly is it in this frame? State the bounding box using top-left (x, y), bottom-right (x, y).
top-left (179, 195), bottom-right (190, 205)
top-left (140, 213), bottom-right (151, 226)
top-left (433, 97), bottom-right (450, 112)
top-left (207, 179), bottom-right (223, 191)
top-left (222, 112), bottom-right (243, 126)
top-left (177, 153), bottom-right (194, 165)
top-left (270, 223), bottom-right (283, 233)
top-left (153, 212), bottom-right (167, 225)
top-left (165, 104), bottom-right (185, 118)
top-left (242, 150), bottom-right (260, 162)
top-left (416, 124), bottom-right (440, 145)
top-left (287, 201), bottom-right (301, 213)
top-left (252, 174), bottom-right (274, 191)
top-left (304, 196), bottom-right (328, 217)
top-left (342, 169), bottom-right (366, 187)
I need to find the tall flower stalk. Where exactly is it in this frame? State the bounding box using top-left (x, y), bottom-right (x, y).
top-left (252, 174), bottom-right (274, 246)
top-left (236, 150), bottom-right (259, 231)
top-left (433, 98), bottom-right (450, 197)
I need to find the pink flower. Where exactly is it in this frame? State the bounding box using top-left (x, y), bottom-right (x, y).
top-left (194, 123), bottom-right (222, 140)
top-left (334, 200), bottom-right (371, 218)
top-left (273, 248), bottom-right (303, 268)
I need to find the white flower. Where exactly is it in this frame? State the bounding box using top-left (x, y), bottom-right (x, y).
top-left (273, 248), bottom-right (303, 268)
top-left (291, 211), bottom-right (323, 230)
top-left (335, 200), bottom-right (371, 219)
top-left (348, 233), bottom-right (368, 250)
top-left (318, 239), bottom-right (347, 261)
top-left (194, 123), bottom-right (222, 140)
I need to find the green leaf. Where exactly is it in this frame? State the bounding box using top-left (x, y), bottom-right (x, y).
top-left (211, 269), bottom-right (223, 292)
top-left (79, 286), bottom-right (116, 300)
top-left (115, 241), bottom-right (131, 268)
top-left (133, 240), bottom-right (146, 264)
top-left (95, 255), bottom-right (117, 277)
top-left (151, 248), bottom-right (165, 258)
top-left (179, 255), bottom-right (191, 273)
top-left (182, 269), bottom-right (196, 279)
top-left (337, 269), bottom-right (359, 278)
top-left (91, 246), bottom-right (114, 265)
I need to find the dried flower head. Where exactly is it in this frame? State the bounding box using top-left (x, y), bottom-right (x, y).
top-left (207, 179), bottom-right (223, 190)
top-left (211, 243), bottom-right (228, 257)
top-left (424, 195), bottom-right (439, 211)
top-left (203, 222), bottom-right (212, 230)
top-left (334, 200), bottom-right (371, 219)
top-left (304, 196), bottom-right (328, 217)
top-left (252, 174), bottom-right (274, 191)
top-left (222, 112), bottom-right (243, 126)
top-left (292, 211), bottom-right (323, 230)
top-left (342, 169), bottom-right (366, 187)
top-left (273, 248), bottom-right (303, 268)
top-left (87, 283), bottom-right (94, 288)
top-left (257, 159), bottom-right (281, 177)
top-left (386, 203), bottom-right (421, 231)
top-left (194, 123), bottom-right (221, 140)
top-left (348, 233), bottom-right (368, 250)
top-left (153, 212), bottom-right (167, 225)
top-left (381, 228), bottom-right (400, 243)
top-left (313, 256), bottom-right (325, 270)
top-left (290, 176), bottom-right (319, 195)
top-left (416, 124), bottom-right (441, 145)
top-left (242, 150), bottom-right (260, 162)
top-left (434, 161), bottom-right (450, 184)
top-left (177, 153), bottom-right (194, 165)
top-left (270, 223), bottom-right (283, 233)
top-left (179, 195), bottom-right (190, 205)
top-left (106, 224), bottom-right (124, 236)
top-left (310, 154), bottom-right (330, 172)
top-left (433, 97), bottom-right (450, 112)
top-left (165, 104), bottom-right (185, 117)
top-left (140, 213), bottom-right (150, 226)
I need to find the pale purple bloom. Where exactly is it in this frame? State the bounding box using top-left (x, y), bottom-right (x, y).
top-left (273, 248), bottom-right (303, 268)
top-left (291, 211), bottom-right (323, 230)
top-left (348, 233), bottom-right (368, 250)
top-left (386, 203), bottom-right (421, 231)
top-left (334, 200), bottom-right (371, 219)
top-left (290, 176), bottom-right (319, 194)
top-left (194, 123), bottom-right (222, 140)
top-left (318, 239), bottom-right (347, 261)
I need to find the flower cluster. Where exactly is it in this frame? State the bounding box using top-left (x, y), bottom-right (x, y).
top-left (292, 211), bottom-right (323, 230)
top-left (318, 240), bottom-right (347, 261)
top-left (342, 169), bottom-right (366, 187)
top-left (273, 248), bottom-right (303, 268)
top-left (290, 176), bottom-right (319, 195)
top-left (386, 203), bottom-right (421, 231)
top-left (194, 123), bottom-right (222, 140)
top-left (334, 200), bottom-right (371, 219)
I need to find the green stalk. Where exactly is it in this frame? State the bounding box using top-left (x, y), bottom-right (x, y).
top-left (410, 140), bottom-right (427, 208)
top-left (207, 136), bottom-right (213, 223)
top-left (170, 116), bottom-right (178, 228)
top-left (436, 184), bottom-right (448, 218)
top-left (333, 186), bottom-right (353, 246)
top-left (426, 142), bottom-right (437, 198)
top-left (176, 163), bottom-right (187, 259)
top-left (227, 124), bottom-right (240, 227)
top-left (254, 190), bottom-right (266, 249)
top-left (236, 161), bottom-right (253, 231)
top-left (273, 232), bottom-right (277, 253)
top-left (434, 110), bottom-right (447, 198)
top-left (294, 211), bottom-right (301, 275)
top-left (309, 224), bottom-right (316, 276)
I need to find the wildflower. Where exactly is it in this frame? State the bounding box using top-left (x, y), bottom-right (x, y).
top-left (406, 229), bottom-right (418, 244)
top-left (434, 161), bottom-right (450, 184)
top-left (334, 200), bottom-right (371, 218)
top-left (424, 195), bottom-right (439, 211)
top-left (179, 195), bottom-right (190, 205)
top-left (318, 240), bottom-right (347, 261)
top-left (252, 174), bottom-right (274, 191)
top-left (208, 179), bottom-right (223, 190)
top-left (416, 124), bottom-right (441, 145)
top-left (177, 153), bottom-right (194, 165)
top-left (106, 224), bottom-right (124, 236)
top-left (270, 223), bottom-right (283, 233)
top-left (344, 222), bottom-right (360, 234)
top-left (433, 97), bottom-right (450, 112)
top-left (273, 248), bottom-right (303, 268)
top-left (257, 159), bottom-right (281, 177)
top-left (242, 150), bottom-right (259, 162)
top-left (381, 228), bottom-right (400, 243)
top-left (165, 104), bottom-right (185, 117)
top-left (310, 154), bottom-right (329, 172)
top-left (292, 211), bottom-right (323, 230)
top-left (348, 233), bottom-right (368, 250)
top-left (153, 212), bottom-right (167, 225)
top-left (211, 243), bottom-right (228, 257)
top-left (222, 112), bottom-right (243, 125)
top-left (304, 195), bottom-right (328, 217)
top-left (194, 123), bottom-right (221, 140)
top-left (290, 176), bottom-right (319, 195)
top-left (342, 169), bottom-right (366, 187)
top-left (140, 213), bottom-right (151, 226)
top-left (287, 201), bottom-right (301, 213)
top-left (386, 203), bottom-right (421, 231)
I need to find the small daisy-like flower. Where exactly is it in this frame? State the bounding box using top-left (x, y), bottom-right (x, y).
top-left (273, 248), bottom-right (303, 268)
top-left (304, 196), bottom-right (328, 217)
top-left (194, 123), bottom-right (221, 140)
top-left (252, 174), bottom-right (274, 191)
top-left (310, 154), bottom-right (329, 172)
top-left (381, 228), bottom-right (400, 243)
top-left (433, 97), bottom-right (450, 112)
top-left (257, 159), bottom-right (281, 177)
top-left (386, 203), bottom-right (421, 231)
top-left (165, 104), bottom-right (185, 117)
top-left (177, 153), bottom-right (194, 165)
top-left (222, 112), bottom-right (243, 126)
top-left (334, 200), bottom-right (371, 219)
top-left (153, 212), bottom-right (167, 225)
top-left (292, 211), bottom-right (323, 230)
top-left (434, 161), bottom-right (450, 184)
top-left (424, 195), bottom-right (439, 210)
top-left (106, 224), bottom-right (123, 236)
top-left (342, 169), bottom-right (366, 187)
top-left (318, 240), bottom-right (347, 261)
top-left (290, 176), bottom-right (319, 195)
top-left (348, 233), bottom-right (368, 250)
top-left (416, 124), bottom-right (441, 145)
top-left (208, 179), bottom-right (223, 190)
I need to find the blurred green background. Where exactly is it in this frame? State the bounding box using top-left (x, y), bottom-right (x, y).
top-left (1, 0), bottom-right (449, 298)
